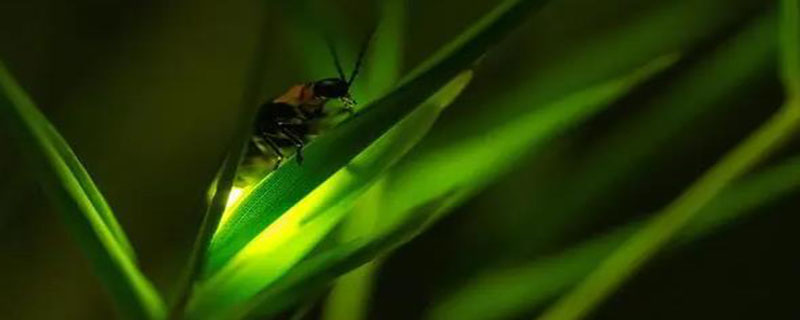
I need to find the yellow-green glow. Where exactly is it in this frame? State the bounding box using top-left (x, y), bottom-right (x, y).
top-left (186, 72), bottom-right (475, 319)
top-left (217, 187), bottom-right (248, 229)
top-left (226, 187), bottom-right (245, 208)
top-left (187, 168), bottom-right (357, 319)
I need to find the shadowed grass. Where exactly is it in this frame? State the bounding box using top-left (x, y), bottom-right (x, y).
top-left (169, 2), bottom-right (273, 317)
top-left (426, 12), bottom-right (780, 320)
top-left (428, 154), bottom-right (800, 320)
top-left (373, 55), bottom-right (677, 236)
top-left (0, 62), bottom-right (165, 320)
top-left (322, 0), bottom-right (407, 319)
top-left (538, 5), bottom-right (800, 319)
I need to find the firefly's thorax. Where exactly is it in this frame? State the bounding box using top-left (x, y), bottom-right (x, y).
top-left (313, 78), bottom-right (350, 99)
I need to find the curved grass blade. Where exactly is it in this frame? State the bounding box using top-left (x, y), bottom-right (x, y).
top-left (538, 6), bottom-right (800, 319)
top-left (781, 0), bottom-right (800, 96)
top-left (374, 55), bottom-right (677, 233)
top-left (428, 155), bottom-right (800, 320)
top-left (205, 0), bottom-right (551, 276)
top-left (240, 190), bottom-right (467, 319)
top-left (40, 126), bottom-right (137, 261)
top-left (0, 62), bottom-right (165, 319)
top-left (359, 0), bottom-right (406, 101)
top-left (186, 71), bottom-right (473, 320)
top-left (540, 94), bottom-right (800, 320)
top-left (423, 0), bottom-right (766, 147)
top-left (323, 1), bottom-right (407, 318)
top-left (515, 7), bottom-right (777, 254)
top-left (169, 3), bottom-right (273, 317)
top-left (424, 13), bottom-right (779, 320)
top-left (234, 54), bottom-right (676, 319)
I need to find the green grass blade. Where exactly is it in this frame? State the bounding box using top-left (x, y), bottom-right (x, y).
top-left (39, 99), bottom-right (138, 262)
top-left (321, 255), bottom-right (381, 320)
top-left (241, 190), bottom-right (467, 319)
top-left (323, 1), bottom-right (407, 319)
top-left (360, 0), bottom-right (406, 101)
top-left (0, 62), bottom-right (165, 319)
top-left (205, 0), bottom-right (550, 279)
top-left (539, 100), bottom-right (800, 320)
top-left (375, 55), bottom-right (677, 233)
top-left (428, 155), bottom-right (800, 320)
top-left (169, 4), bottom-right (273, 317)
top-left (781, 0), bottom-right (800, 95)
top-left (538, 7), bottom-right (800, 318)
top-left (519, 9), bottom-right (777, 251)
top-left (426, 14), bottom-right (777, 320)
top-left (233, 54), bottom-right (675, 319)
top-left (185, 72), bottom-right (473, 320)
top-left (422, 0), bottom-right (763, 150)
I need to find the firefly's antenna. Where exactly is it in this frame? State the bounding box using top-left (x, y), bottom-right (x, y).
top-left (326, 37), bottom-right (347, 81)
top-left (348, 28), bottom-right (376, 85)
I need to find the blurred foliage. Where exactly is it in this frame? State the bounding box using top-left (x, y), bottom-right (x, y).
top-left (1, 0), bottom-right (798, 319)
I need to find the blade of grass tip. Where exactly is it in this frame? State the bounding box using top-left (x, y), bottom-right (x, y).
top-left (206, 0), bottom-right (550, 280)
top-left (539, 6), bottom-right (800, 319)
top-left (428, 155), bottom-right (800, 320)
top-left (0, 62), bottom-right (165, 319)
top-left (185, 71), bottom-right (473, 320)
top-left (323, 1), bottom-right (406, 319)
top-left (169, 4), bottom-right (273, 317)
top-left (238, 189), bottom-right (468, 319)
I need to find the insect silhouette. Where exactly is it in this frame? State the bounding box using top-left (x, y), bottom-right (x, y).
top-left (245, 33), bottom-right (373, 175)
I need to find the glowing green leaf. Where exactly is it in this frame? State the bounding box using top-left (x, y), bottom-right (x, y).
top-left (186, 71), bottom-right (473, 320)
top-left (205, 0), bottom-right (550, 282)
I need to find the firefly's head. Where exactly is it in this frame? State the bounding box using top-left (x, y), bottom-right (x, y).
top-left (313, 78), bottom-right (355, 109)
top-left (313, 78), bottom-right (350, 99)
top-left (323, 31), bottom-right (374, 110)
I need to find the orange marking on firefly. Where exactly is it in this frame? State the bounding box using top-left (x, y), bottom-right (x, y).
top-left (274, 83), bottom-right (318, 106)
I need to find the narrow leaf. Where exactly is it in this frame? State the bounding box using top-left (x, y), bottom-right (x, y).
top-left (242, 190), bottom-right (467, 319)
top-left (781, 0), bottom-right (800, 95)
top-left (186, 71), bottom-right (473, 320)
top-left (323, 1), bottom-right (408, 318)
top-left (241, 54), bottom-right (676, 319)
top-left (428, 155), bottom-right (800, 320)
top-left (170, 3), bottom-right (273, 316)
top-left (539, 11), bottom-right (800, 320)
top-left (515, 9), bottom-right (777, 252)
top-left (375, 55), bottom-right (677, 233)
top-left (0, 62), bottom-right (165, 319)
top-left (206, 0), bottom-right (551, 276)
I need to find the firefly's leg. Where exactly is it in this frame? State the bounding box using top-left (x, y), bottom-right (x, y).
top-left (277, 122), bottom-right (306, 164)
top-left (259, 132), bottom-right (285, 168)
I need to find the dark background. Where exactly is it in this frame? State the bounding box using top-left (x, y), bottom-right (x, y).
top-left (0, 0), bottom-right (797, 319)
